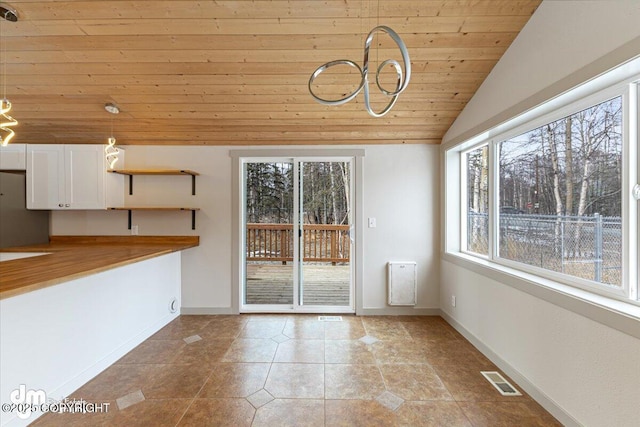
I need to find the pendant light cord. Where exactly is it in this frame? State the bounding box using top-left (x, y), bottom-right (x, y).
top-left (376, 0), bottom-right (380, 66)
top-left (0, 6), bottom-right (19, 146)
top-left (1, 9), bottom-right (5, 101)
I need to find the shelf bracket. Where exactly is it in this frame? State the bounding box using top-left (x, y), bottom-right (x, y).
top-left (191, 174), bottom-right (196, 195)
top-left (128, 175), bottom-right (133, 195)
top-left (191, 209), bottom-right (196, 230)
top-left (127, 209), bottom-right (132, 229)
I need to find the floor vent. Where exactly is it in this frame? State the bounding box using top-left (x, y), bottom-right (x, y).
top-left (318, 316), bottom-right (343, 322)
top-left (481, 371), bottom-right (522, 396)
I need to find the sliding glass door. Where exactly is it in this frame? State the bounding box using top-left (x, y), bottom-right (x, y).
top-left (242, 158), bottom-right (353, 312)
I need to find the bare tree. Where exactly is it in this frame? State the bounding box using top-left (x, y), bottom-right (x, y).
top-left (338, 162), bottom-right (351, 225)
top-left (565, 116), bottom-right (574, 214)
top-left (546, 124), bottom-right (564, 217)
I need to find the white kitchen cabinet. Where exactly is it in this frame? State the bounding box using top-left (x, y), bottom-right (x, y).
top-left (0, 144), bottom-right (26, 170)
top-left (27, 145), bottom-right (108, 210)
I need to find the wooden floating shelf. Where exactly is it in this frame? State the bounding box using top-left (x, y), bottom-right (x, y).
top-left (108, 207), bottom-right (201, 211)
top-left (108, 207), bottom-right (200, 230)
top-left (108, 169), bottom-right (199, 195)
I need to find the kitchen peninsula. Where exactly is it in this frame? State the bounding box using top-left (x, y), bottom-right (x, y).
top-left (0, 236), bottom-right (198, 427)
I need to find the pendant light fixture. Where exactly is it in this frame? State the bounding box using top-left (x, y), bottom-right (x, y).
top-left (308, 0), bottom-right (410, 118)
top-left (104, 103), bottom-right (120, 169)
top-left (308, 26), bottom-right (411, 118)
top-left (0, 3), bottom-right (18, 146)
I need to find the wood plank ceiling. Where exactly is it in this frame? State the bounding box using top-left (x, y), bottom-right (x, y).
top-left (2, 0), bottom-right (541, 146)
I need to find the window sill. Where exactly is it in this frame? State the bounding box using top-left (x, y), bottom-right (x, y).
top-left (442, 251), bottom-right (640, 340)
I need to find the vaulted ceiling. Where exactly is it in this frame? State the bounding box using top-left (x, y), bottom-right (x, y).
top-left (3, 0), bottom-right (540, 146)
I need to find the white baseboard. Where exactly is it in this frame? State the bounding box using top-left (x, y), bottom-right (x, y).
top-left (359, 307), bottom-right (441, 316)
top-left (181, 306), bottom-right (237, 315)
top-left (182, 306), bottom-right (440, 316)
top-left (440, 310), bottom-right (580, 427)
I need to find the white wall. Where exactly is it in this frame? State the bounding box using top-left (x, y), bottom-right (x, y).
top-left (441, 262), bottom-right (640, 427)
top-left (362, 145), bottom-right (440, 311)
top-left (0, 253), bottom-right (181, 427)
top-left (441, 1), bottom-right (640, 426)
top-left (51, 144), bottom-right (440, 314)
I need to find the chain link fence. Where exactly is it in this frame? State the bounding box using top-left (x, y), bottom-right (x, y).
top-left (468, 213), bottom-right (622, 287)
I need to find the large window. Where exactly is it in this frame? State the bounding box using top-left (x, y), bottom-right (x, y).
top-left (452, 72), bottom-right (638, 304)
top-left (497, 97), bottom-right (623, 288)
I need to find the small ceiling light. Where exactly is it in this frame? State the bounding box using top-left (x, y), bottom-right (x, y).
top-left (0, 3), bottom-right (18, 146)
top-left (104, 103), bottom-right (120, 169)
top-left (104, 103), bottom-right (120, 115)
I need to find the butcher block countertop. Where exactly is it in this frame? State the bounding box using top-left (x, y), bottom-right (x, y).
top-left (0, 236), bottom-right (199, 300)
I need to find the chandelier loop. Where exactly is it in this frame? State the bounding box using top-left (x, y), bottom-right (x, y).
top-left (308, 25), bottom-right (411, 118)
top-left (308, 59), bottom-right (364, 106)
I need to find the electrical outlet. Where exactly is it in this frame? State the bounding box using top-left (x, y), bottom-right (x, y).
top-left (368, 217), bottom-right (377, 228)
top-left (131, 225), bottom-right (139, 235)
top-left (451, 295), bottom-right (456, 307)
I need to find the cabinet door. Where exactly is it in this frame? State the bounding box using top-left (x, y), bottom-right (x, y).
top-left (0, 144), bottom-right (26, 170)
top-left (65, 145), bottom-right (106, 209)
top-left (27, 145), bottom-right (65, 209)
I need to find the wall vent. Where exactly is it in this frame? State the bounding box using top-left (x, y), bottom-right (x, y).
top-left (387, 262), bottom-right (417, 306)
top-left (318, 316), bottom-right (343, 321)
top-left (481, 371), bottom-right (522, 396)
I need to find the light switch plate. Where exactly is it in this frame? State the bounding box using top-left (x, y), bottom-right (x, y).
top-left (368, 217), bottom-right (376, 228)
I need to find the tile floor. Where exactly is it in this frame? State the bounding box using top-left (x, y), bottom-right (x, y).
top-left (33, 315), bottom-right (561, 426)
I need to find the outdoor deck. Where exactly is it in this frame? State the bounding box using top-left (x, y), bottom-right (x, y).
top-left (245, 263), bottom-right (350, 306)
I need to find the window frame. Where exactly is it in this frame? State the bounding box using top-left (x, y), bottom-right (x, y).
top-left (632, 83), bottom-right (639, 302)
top-left (460, 143), bottom-right (490, 258)
top-left (447, 67), bottom-right (639, 307)
top-left (493, 85), bottom-right (630, 299)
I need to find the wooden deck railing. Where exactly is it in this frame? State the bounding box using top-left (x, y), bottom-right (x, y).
top-left (246, 223), bottom-right (350, 264)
